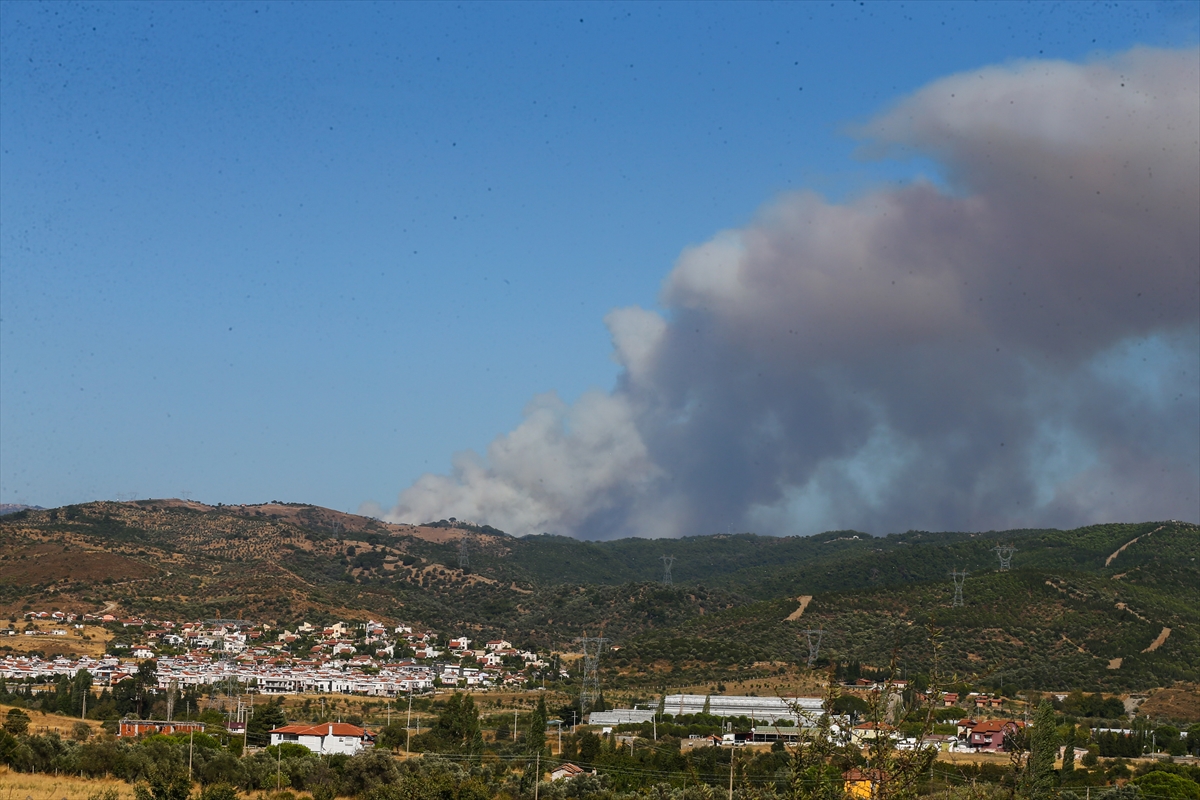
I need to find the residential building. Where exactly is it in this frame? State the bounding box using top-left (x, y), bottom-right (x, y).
top-left (120, 719), bottom-right (206, 737)
top-left (968, 719), bottom-right (1024, 752)
top-left (269, 722), bottom-right (374, 755)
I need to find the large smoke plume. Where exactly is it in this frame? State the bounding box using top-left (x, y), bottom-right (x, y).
top-left (381, 48), bottom-right (1200, 539)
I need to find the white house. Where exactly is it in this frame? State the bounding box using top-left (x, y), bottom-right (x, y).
top-left (270, 722), bottom-right (374, 755)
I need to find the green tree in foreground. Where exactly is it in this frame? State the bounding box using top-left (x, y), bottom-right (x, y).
top-left (424, 692), bottom-right (480, 753)
top-left (246, 698), bottom-right (286, 746)
top-left (1026, 700), bottom-right (1059, 800)
top-left (1062, 724), bottom-right (1076, 778)
top-left (3, 708), bottom-right (29, 735)
top-left (528, 695), bottom-right (548, 756)
top-left (1132, 771), bottom-right (1200, 800)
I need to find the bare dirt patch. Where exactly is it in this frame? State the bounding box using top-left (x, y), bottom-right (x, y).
top-left (0, 545), bottom-right (158, 586)
top-left (1142, 627), bottom-right (1171, 653)
top-left (1107, 658), bottom-right (1123, 670)
top-left (785, 595), bottom-right (813, 621)
top-left (403, 525), bottom-right (474, 544)
top-left (1105, 526), bottom-right (1162, 567)
top-left (1114, 602), bottom-right (1150, 624)
top-left (1139, 686), bottom-right (1200, 723)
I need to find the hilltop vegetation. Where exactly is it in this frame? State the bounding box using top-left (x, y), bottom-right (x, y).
top-left (1, 502), bottom-right (1196, 691)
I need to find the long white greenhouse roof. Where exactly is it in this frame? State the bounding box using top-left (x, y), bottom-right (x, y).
top-left (662, 694), bottom-right (823, 723)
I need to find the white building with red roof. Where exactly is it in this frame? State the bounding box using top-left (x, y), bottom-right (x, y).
top-left (270, 722), bottom-right (374, 755)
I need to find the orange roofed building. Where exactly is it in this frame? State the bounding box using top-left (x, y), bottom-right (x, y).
top-left (119, 719), bottom-right (206, 737)
top-left (968, 719), bottom-right (1024, 752)
top-left (843, 768), bottom-right (888, 799)
top-left (270, 722), bottom-right (374, 755)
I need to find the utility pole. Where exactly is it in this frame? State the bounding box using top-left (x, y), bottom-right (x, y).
top-left (514, 708), bottom-right (518, 741)
top-left (660, 555), bottom-right (675, 586)
top-left (406, 688), bottom-right (413, 753)
top-left (950, 569), bottom-right (968, 607)
top-left (244, 694), bottom-right (252, 752)
top-left (189, 727), bottom-right (194, 782)
top-left (533, 751), bottom-right (540, 800)
top-left (729, 750), bottom-right (735, 800)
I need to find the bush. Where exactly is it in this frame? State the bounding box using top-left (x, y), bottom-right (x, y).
top-left (3, 708), bottom-right (30, 735)
top-left (199, 785), bottom-right (240, 800)
top-left (338, 749), bottom-right (400, 796)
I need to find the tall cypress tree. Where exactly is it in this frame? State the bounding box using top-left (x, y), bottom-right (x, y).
top-left (1062, 724), bottom-right (1076, 777)
top-left (1028, 700), bottom-right (1059, 800)
top-left (528, 695), bottom-right (548, 755)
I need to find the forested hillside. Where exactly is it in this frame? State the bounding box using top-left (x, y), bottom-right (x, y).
top-left (1, 501), bottom-right (1195, 690)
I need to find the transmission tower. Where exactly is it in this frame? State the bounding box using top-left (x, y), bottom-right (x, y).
top-left (575, 634), bottom-right (609, 717)
top-left (993, 545), bottom-right (1016, 571)
top-left (801, 629), bottom-right (823, 668)
top-left (458, 535), bottom-right (470, 571)
top-left (950, 569), bottom-right (968, 607)
top-left (660, 555), bottom-right (675, 586)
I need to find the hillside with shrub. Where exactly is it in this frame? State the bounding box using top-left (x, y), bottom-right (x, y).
top-left (1, 502), bottom-right (1196, 690)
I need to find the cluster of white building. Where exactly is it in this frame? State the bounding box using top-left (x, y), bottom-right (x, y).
top-left (0, 655), bottom-right (133, 685)
top-left (5, 611), bottom-right (555, 698)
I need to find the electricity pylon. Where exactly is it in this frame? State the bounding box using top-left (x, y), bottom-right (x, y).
top-left (660, 555), bottom-right (675, 586)
top-left (575, 634), bottom-right (609, 717)
top-left (458, 535), bottom-right (470, 571)
top-left (993, 545), bottom-right (1016, 571)
top-left (950, 569), bottom-right (968, 607)
top-left (801, 629), bottom-right (823, 668)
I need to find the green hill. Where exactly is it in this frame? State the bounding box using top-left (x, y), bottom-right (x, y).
top-left (1, 501), bottom-right (1195, 691)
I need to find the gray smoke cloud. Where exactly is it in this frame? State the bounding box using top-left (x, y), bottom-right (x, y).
top-left (380, 47), bottom-right (1200, 539)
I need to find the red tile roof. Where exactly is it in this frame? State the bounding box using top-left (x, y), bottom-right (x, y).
top-left (271, 723), bottom-right (369, 737)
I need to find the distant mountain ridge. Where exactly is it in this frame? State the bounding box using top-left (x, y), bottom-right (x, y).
top-left (1, 499), bottom-right (1196, 691)
top-left (0, 503), bottom-right (43, 515)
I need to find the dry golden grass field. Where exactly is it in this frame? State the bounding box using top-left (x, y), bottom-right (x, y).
top-left (0, 624), bottom-right (113, 659)
top-left (0, 770), bottom-right (136, 800)
top-left (0, 771), bottom-right (337, 800)
top-left (0, 705), bottom-right (105, 738)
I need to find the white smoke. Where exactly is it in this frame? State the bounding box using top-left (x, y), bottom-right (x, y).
top-left (380, 47), bottom-right (1200, 538)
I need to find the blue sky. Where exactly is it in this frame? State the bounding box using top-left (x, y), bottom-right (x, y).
top-left (2, 1), bottom-right (1197, 532)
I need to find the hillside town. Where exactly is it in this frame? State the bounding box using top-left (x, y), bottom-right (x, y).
top-left (3, 611), bottom-right (553, 694)
top-left (2, 610), bottom-right (1169, 760)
